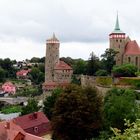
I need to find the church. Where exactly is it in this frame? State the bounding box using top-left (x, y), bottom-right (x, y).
top-left (43, 34), bottom-right (73, 91)
top-left (109, 15), bottom-right (140, 69)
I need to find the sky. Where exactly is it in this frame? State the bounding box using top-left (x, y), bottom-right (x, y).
top-left (0, 0), bottom-right (140, 60)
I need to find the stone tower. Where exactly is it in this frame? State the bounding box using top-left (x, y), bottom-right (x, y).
top-left (109, 14), bottom-right (126, 65)
top-left (45, 34), bottom-right (60, 82)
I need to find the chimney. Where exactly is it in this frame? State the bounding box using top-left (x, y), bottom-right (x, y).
top-left (33, 112), bottom-right (38, 119)
top-left (5, 122), bottom-right (10, 129)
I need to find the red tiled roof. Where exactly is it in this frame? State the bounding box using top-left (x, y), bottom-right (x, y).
top-left (16, 69), bottom-right (30, 76)
top-left (54, 61), bottom-right (73, 70)
top-left (125, 40), bottom-right (140, 55)
top-left (13, 112), bottom-right (49, 130)
top-left (0, 121), bottom-right (45, 140)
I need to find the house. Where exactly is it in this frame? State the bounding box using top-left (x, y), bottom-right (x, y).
top-left (0, 120), bottom-right (45, 140)
top-left (2, 82), bottom-right (16, 94)
top-left (16, 69), bottom-right (31, 79)
top-left (13, 112), bottom-right (51, 137)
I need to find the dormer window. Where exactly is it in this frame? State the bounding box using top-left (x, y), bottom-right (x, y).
top-left (34, 127), bottom-right (38, 133)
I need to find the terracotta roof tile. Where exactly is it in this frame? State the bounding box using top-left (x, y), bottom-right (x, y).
top-left (13, 112), bottom-right (49, 130)
top-left (125, 40), bottom-right (140, 55)
top-left (0, 120), bottom-right (45, 140)
top-left (54, 61), bottom-right (73, 70)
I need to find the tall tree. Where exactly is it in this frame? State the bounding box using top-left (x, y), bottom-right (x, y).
top-left (86, 52), bottom-right (100, 75)
top-left (73, 59), bottom-right (87, 74)
top-left (0, 67), bottom-right (6, 82)
top-left (52, 85), bottom-right (103, 140)
top-left (29, 67), bottom-right (44, 84)
top-left (104, 88), bottom-right (139, 131)
top-left (43, 88), bottom-right (62, 119)
top-left (101, 48), bottom-right (118, 74)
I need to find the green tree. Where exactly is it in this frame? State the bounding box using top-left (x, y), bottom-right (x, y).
top-left (112, 63), bottom-right (137, 77)
top-left (0, 58), bottom-right (17, 78)
top-left (110, 119), bottom-right (140, 140)
top-left (38, 63), bottom-right (45, 73)
top-left (60, 57), bottom-right (74, 66)
top-left (73, 59), bottom-right (87, 74)
top-left (101, 48), bottom-right (118, 74)
top-left (15, 86), bottom-right (41, 97)
top-left (43, 88), bottom-right (62, 120)
top-left (29, 67), bottom-right (44, 84)
top-left (40, 57), bottom-right (45, 63)
top-left (21, 98), bottom-right (40, 115)
top-left (30, 57), bottom-right (40, 63)
top-left (0, 67), bottom-right (6, 82)
top-left (52, 85), bottom-right (103, 140)
top-left (104, 88), bottom-right (139, 131)
top-left (86, 52), bottom-right (100, 75)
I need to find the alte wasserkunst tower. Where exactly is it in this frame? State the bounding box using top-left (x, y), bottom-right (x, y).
top-left (109, 15), bottom-right (140, 69)
top-left (43, 34), bottom-right (73, 91)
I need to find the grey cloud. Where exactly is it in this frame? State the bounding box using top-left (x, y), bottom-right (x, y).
top-left (0, 0), bottom-right (139, 43)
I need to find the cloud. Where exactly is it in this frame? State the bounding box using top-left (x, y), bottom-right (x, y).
top-left (0, 0), bottom-right (140, 60)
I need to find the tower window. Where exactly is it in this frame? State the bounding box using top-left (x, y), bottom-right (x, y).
top-left (120, 39), bottom-right (122, 42)
top-left (136, 57), bottom-right (138, 66)
top-left (116, 39), bottom-right (118, 42)
top-left (128, 57), bottom-right (131, 63)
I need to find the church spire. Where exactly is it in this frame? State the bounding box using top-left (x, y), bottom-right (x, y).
top-left (53, 33), bottom-right (56, 39)
top-left (111, 13), bottom-right (124, 34)
top-left (114, 13), bottom-right (120, 31)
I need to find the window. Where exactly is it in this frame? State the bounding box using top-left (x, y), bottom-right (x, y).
top-left (34, 127), bottom-right (38, 133)
top-left (128, 57), bottom-right (131, 63)
top-left (120, 39), bottom-right (122, 42)
top-left (136, 57), bottom-right (138, 66)
top-left (116, 39), bottom-right (118, 42)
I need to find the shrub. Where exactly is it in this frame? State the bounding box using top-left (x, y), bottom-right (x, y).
top-left (96, 77), bottom-right (112, 87)
top-left (118, 77), bottom-right (140, 89)
top-left (95, 70), bottom-right (108, 76)
top-left (1, 105), bottom-right (22, 114)
top-left (110, 119), bottom-right (140, 140)
top-left (112, 64), bottom-right (137, 77)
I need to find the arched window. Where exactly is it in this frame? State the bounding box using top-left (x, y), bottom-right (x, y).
top-left (128, 57), bottom-right (131, 63)
top-left (136, 57), bottom-right (138, 66)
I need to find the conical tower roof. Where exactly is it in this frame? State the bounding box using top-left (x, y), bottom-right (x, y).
top-left (47, 33), bottom-right (59, 43)
top-left (111, 14), bottom-right (124, 34)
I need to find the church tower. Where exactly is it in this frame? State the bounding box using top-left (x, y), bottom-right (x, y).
top-left (45, 34), bottom-right (60, 82)
top-left (109, 14), bottom-right (126, 65)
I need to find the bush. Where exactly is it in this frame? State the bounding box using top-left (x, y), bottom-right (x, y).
top-left (110, 119), bottom-right (140, 140)
top-left (1, 105), bottom-right (22, 114)
top-left (118, 77), bottom-right (140, 89)
top-left (95, 70), bottom-right (108, 76)
top-left (96, 77), bottom-right (112, 87)
top-left (112, 64), bottom-right (137, 77)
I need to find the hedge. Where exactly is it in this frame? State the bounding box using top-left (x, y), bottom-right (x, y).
top-left (96, 77), bottom-right (112, 87)
top-left (118, 77), bottom-right (140, 89)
